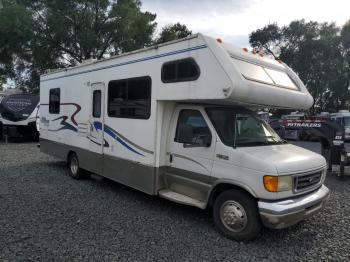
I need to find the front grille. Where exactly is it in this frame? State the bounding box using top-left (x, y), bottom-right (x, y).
top-left (294, 171), bottom-right (322, 192)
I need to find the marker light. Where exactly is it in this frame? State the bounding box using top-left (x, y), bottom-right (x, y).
top-left (242, 48), bottom-right (248, 52)
top-left (263, 176), bottom-right (278, 192)
top-left (217, 38), bottom-right (223, 43)
top-left (276, 59), bottom-right (283, 64)
top-left (263, 175), bottom-right (293, 192)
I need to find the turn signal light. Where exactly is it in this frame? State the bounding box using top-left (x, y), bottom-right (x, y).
top-left (242, 48), bottom-right (248, 52)
top-left (217, 38), bottom-right (223, 43)
top-left (263, 176), bottom-right (278, 192)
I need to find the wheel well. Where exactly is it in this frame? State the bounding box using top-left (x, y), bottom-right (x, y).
top-left (66, 150), bottom-right (75, 163)
top-left (208, 183), bottom-right (255, 206)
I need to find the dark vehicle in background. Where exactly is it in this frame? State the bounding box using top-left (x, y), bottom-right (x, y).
top-left (273, 112), bottom-right (324, 141)
top-left (330, 110), bottom-right (350, 140)
top-left (0, 94), bottom-right (39, 141)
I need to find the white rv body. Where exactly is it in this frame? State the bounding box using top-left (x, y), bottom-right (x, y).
top-left (40, 34), bottom-right (329, 240)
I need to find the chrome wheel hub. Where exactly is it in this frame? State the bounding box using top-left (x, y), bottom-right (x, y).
top-left (220, 201), bottom-right (247, 232)
top-left (70, 157), bottom-right (78, 175)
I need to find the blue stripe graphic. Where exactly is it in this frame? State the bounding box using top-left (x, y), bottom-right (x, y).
top-left (49, 116), bottom-right (78, 132)
top-left (93, 121), bottom-right (144, 156)
top-left (41, 44), bottom-right (208, 82)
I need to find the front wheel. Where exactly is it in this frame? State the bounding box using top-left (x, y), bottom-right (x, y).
top-left (213, 190), bottom-right (262, 241)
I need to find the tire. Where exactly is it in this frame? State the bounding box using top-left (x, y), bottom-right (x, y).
top-left (68, 153), bottom-right (85, 179)
top-left (213, 190), bottom-right (262, 241)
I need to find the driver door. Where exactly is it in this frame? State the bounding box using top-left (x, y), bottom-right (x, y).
top-left (167, 107), bottom-right (216, 193)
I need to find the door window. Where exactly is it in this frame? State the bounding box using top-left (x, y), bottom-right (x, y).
top-left (49, 88), bottom-right (60, 114)
top-left (175, 110), bottom-right (211, 146)
top-left (92, 90), bottom-right (101, 118)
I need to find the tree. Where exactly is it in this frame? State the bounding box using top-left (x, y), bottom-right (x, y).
top-left (155, 22), bottom-right (192, 44)
top-left (341, 20), bottom-right (350, 96)
top-left (249, 23), bottom-right (281, 59)
top-left (0, 75), bottom-right (5, 91)
top-left (0, 1), bottom-right (33, 90)
top-left (0, 0), bottom-right (157, 93)
top-left (249, 20), bottom-right (350, 113)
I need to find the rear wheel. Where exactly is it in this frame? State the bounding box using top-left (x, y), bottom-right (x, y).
top-left (68, 153), bottom-right (85, 179)
top-left (213, 190), bottom-right (261, 241)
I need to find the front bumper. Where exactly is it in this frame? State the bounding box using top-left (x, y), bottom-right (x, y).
top-left (258, 185), bottom-right (330, 229)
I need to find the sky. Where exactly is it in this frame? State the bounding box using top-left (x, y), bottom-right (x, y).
top-left (141, 0), bottom-right (350, 47)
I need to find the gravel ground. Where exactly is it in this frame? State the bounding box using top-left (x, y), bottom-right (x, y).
top-left (0, 142), bottom-right (350, 261)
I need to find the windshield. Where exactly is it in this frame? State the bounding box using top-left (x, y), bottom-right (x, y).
top-left (344, 117), bottom-right (350, 128)
top-left (206, 107), bottom-right (283, 147)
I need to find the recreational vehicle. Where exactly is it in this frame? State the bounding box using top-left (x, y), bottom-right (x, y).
top-left (330, 110), bottom-right (350, 140)
top-left (0, 93), bottom-right (39, 141)
top-left (40, 34), bottom-right (329, 240)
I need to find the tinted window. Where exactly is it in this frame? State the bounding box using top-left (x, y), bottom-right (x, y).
top-left (92, 90), bottom-right (101, 118)
top-left (108, 76), bottom-right (151, 119)
top-left (49, 88), bottom-right (60, 114)
top-left (162, 58), bottom-right (200, 83)
top-left (162, 62), bottom-right (176, 82)
top-left (175, 110), bottom-right (211, 145)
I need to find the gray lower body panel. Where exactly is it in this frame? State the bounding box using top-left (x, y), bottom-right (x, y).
top-left (164, 167), bottom-right (213, 203)
top-left (103, 154), bottom-right (163, 195)
top-left (40, 139), bottom-right (215, 204)
top-left (40, 138), bottom-right (163, 195)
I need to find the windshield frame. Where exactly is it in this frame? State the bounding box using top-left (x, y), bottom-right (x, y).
top-left (206, 106), bottom-right (283, 147)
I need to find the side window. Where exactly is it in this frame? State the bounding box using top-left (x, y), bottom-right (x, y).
top-left (161, 58), bottom-right (200, 83)
top-left (49, 88), bottom-right (60, 114)
top-left (92, 90), bottom-right (101, 118)
top-left (175, 109), bottom-right (211, 147)
top-left (108, 76), bottom-right (151, 119)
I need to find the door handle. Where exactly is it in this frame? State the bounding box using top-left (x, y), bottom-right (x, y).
top-left (169, 154), bottom-right (173, 163)
top-left (216, 154), bottom-right (229, 160)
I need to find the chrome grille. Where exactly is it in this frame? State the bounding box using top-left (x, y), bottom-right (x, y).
top-left (294, 171), bottom-right (322, 192)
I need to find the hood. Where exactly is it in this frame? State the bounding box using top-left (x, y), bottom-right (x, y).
top-left (240, 143), bottom-right (326, 174)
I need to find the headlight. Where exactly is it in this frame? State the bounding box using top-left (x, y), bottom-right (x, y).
top-left (263, 175), bottom-right (293, 192)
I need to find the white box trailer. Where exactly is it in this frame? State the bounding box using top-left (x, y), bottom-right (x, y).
top-left (40, 33), bottom-right (329, 240)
